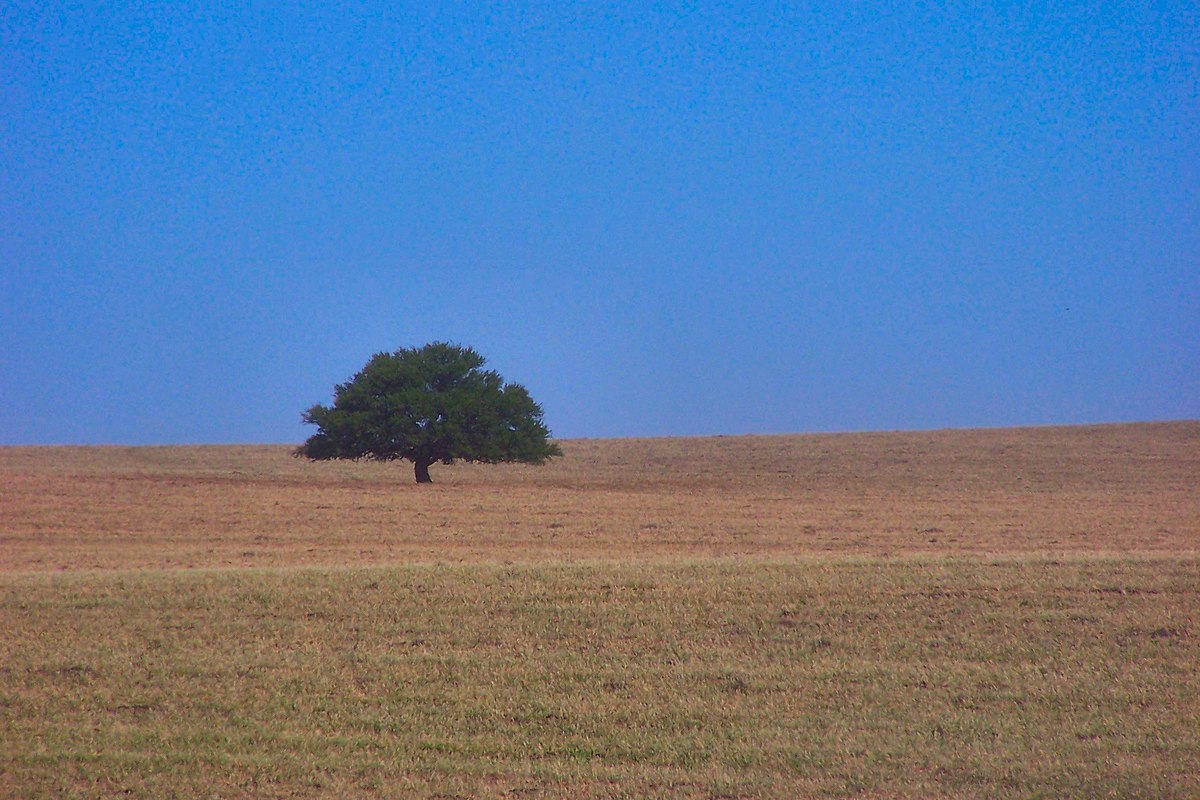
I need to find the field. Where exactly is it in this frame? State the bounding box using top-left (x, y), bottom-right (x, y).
top-left (2, 422), bottom-right (1198, 797)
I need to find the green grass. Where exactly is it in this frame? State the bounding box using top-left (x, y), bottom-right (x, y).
top-left (2, 558), bottom-right (1196, 798)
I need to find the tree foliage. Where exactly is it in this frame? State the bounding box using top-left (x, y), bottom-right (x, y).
top-left (296, 343), bottom-right (562, 482)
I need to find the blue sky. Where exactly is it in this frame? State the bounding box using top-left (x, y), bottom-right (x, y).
top-left (2, 1), bottom-right (1197, 444)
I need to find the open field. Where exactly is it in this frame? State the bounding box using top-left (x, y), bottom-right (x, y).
top-left (3, 560), bottom-right (1197, 799)
top-left (2, 422), bottom-right (1198, 797)
top-left (2, 422), bottom-right (1197, 571)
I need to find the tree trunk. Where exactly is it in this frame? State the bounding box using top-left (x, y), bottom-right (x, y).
top-left (414, 459), bottom-right (433, 484)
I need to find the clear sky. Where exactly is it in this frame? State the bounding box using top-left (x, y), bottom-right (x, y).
top-left (2, 1), bottom-right (1197, 444)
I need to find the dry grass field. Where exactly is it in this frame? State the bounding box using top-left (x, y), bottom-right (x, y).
top-left (1, 422), bottom-right (1198, 797)
top-left (2, 422), bottom-right (1196, 571)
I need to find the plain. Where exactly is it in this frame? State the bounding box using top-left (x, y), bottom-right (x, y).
top-left (1, 422), bottom-right (1197, 798)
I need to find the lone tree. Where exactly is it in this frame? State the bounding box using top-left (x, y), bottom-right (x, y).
top-left (296, 342), bottom-right (562, 483)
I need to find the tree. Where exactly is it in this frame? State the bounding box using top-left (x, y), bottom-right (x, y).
top-left (296, 343), bottom-right (562, 483)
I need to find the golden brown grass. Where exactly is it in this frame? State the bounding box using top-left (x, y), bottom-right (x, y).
top-left (1, 422), bottom-right (1197, 798)
top-left (2, 421), bottom-right (1196, 571)
top-left (2, 560), bottom-right (1197, 798)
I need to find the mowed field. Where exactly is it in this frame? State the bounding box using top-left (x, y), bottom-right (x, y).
top-left (1, 422), bottom-right (1198, 797)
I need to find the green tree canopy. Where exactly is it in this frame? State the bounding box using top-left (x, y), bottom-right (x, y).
top-left (296, 343), bottom-right (562, 483)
